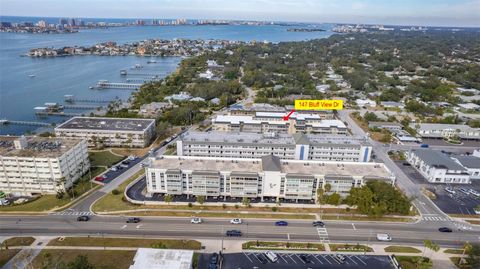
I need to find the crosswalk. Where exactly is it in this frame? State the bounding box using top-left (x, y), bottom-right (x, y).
top-left (51, 211), bottom-right (94, 216)
top-left (422, 216), bottom-right (448, 221)
top-left (316, 227), bottom-right (330, 243)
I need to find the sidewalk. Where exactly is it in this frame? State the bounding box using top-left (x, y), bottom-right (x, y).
top-left (2, 236), bottom-right (54, 269)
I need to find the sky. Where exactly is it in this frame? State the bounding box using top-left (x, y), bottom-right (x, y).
top-left (1, 0), bottom-right (479, 27)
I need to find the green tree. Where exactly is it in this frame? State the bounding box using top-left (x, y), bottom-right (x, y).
top-left (196, 195), bottom-right (206, 205)
top-left (242, 197), bottom-right (251, 207)
top-left (164, 195), bottom-right (173, 204)
top-left (326, 193), bottom-right (341, 205)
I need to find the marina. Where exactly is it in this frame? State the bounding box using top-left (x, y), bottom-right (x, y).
top-left (0, 119), bottom-right (51, 127)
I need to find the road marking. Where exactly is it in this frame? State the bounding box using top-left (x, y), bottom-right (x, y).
top-left (286, 254), bottom-right (297, 264)
top-left (347, 255), bottom-right (358, 265)
top-left (243, 252), bottom-right (253, 263)
top-left (354, 255), bottom-right (367, 266)
top-left (253, 254), bottom-right (263, 263)
top-left (352, 223), bottom-right (356, 230)
top-left (313, 255), bottom-right (323, 264)
top-left (136, 224), bottom-right (142, 229)
top-left (296, 254), bottom-right (305, 264)
top-left (120, 225), bottom-right (127, 229)
top-left (279, 254), bottom-right (289, 264)
top-left (287, 233), bottom-right (290, 240)
top-left (321, 255), bottom-right (332, 264)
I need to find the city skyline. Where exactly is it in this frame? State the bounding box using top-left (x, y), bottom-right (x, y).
top-left (1, 0), bottom-right (479, 27)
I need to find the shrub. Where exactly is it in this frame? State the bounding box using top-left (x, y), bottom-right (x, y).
top-left (111, 189), bottom-right (120, 195)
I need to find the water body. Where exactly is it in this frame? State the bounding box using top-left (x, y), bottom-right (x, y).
top-left (0, 16), bottom-right (334, 135)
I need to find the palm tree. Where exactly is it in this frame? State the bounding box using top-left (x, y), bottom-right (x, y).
top-left (421, 240), bottom-right (439, 267)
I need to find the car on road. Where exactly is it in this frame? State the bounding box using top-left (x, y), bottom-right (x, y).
top-left (121, 160), bottom-right (130, 165)
top-left (126, 217), bottom-right (141, 223)
top-left (77, 215), bottom-right (90, 221)
top-left (420, 144), bottom-right (429, 148)
top-left (438, 227), bottom-right (453, 233)
top-left (191, 217), bottom-right (202, 224)
top-left (265, 251), bottom-right (278, 263)
top-left (402, 162), bottom-right (411, 166)
top-left (230, 218), bottom-right (242, 224)
top-left (275, 221), bottom-right (288, 226)
top-left (207, 264), bottom-right (217, 269)
top-left (94, 176), bottom-right (105, 182)
top-left (226, 230), bottom-right (242, 237)
top-left (116, 165), bottom-right (123, 170)
top-left (128, 155), bottom-right (137, 161)
top-left (376, 233), bottom-right (392, 241)
top-left (299, 254), bottom-right (311, 263)
top-left (110, 167), bottom-right (118, 172)
top-left (312, 221), bottom-right (325, 227)
top-left (210, 252), bottom-right (218, 264)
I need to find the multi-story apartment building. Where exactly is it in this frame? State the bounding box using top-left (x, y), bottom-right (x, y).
top-left (411, 123), bottom-right (480, 141)
top-left (55, 117), bottom-right (156, 148)
top-left (0, 136), bottom-right (90, 195)
top-left (407, 149), bottom-right (471, 184)
top-left (177, 131), bottom-right (372, 162)
top-left (212, 112), bottom-right (347, 135)
top-left (453, 156), bottom-right (480, 180)
top-left (145, 155), bottom-right (394, 202)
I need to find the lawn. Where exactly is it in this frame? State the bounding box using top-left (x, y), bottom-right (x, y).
top-left (450, 257), bottom-right (474, 269)
top-left (395, 256), bottom-right (432, 269)
top-left (131, 211), bottom-right (316, 219)
top-left (31, 250), bottom-right (136, 269)
top-left (2, 237), bottom-right (35, 247)
top-left (0, 167), bottom-right (103, 213)
top-left (243, 241), bottom-right (325, 251)
top-left (89, 150), bottom-right (125, 167)
top-left (384, 246), bottom-right (422, 253)
top-left (0, 249), bottom-right (20, 268)
top-left (445, 249), bottom-right (465, 254)
top-left (329, 244), bottom-right (373, 252)
top-left (48, 236), bottom-right (201, 249)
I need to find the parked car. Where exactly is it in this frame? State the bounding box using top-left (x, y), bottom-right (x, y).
top-left (120, 164), bottom-right (129, 168)
top-left (0, 199), bottom-right (10, 206)
top-left (116, 165), bottom-right (123, 170)
top-left (77, 215), bottom-right (90, 221)
top-left (226, 230), bottom-right (242, 237)
top-left (459, 188), bottom-right (470, 195)
top-left (121, 160), bottom-right (130, 165)
top-left (438, 227), bottom-right (453, 233)
top-left (207, 264), bottom-right (217, 269)
top-left (312, 221), bottom-right (325, 227)
top-left (94, 176), bottom-right (105, 182)
top-left (469, 189), bottom-right (480, 197)
top-left (110, 167), bottom-right (118, 172)
top-left (299, 254), bottom-right (311, 263)
top-left (265, 251), bottom-right (278, 263)
top-left (334, 254), bottom-right (346, 264)
top-left (445, 187), bottom-right (456, 195)
top-left (191, 217), bottom-right (202, 224)
top-left (275, 221), bottom-right (288, 226)
top-left (376, 233), bottom-right (392, 241)
top-left (210, 253), bottom-right (218, 264)
top-left (126, 217), bottom-right (141, 223)
top-left (402, 162), bottom-right (411, 166)
top-left (230, 218), bottom-right (242, 224)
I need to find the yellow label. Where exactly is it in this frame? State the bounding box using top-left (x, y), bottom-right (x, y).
top-left (295, 100), bottom-right (343, 110)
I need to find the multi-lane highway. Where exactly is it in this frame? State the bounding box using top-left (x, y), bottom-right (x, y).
top-left (0, 215), bottom-right (477, 247)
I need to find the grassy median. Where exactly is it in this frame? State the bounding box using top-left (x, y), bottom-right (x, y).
top-left (329, 243), bottom-right (373, 252)
top-left (243, 241), bottom-right (325, 251)
top-left (31, 250), bottom-right (136, 269)
top-left (89, 150), bottom-right (125, 167)
top-left (395, 256), bottom-right (432, 269)
top-left (2, 237), bottom-right (35, 247)
top-left (48, 236), bottom-right (201, 249)
top-left (0, 249), bottom-right (21, 268)
top-left (384, 246), bottom-right (422, 253)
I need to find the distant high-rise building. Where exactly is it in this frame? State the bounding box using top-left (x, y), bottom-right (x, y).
top-left (77, 19), bottom-right (85, 27)
top-left (37, 20), bottom-right (47, 28)
top-left (136, 20), bottom-right (145, 26)
top-left (59, 18), bottom-right (68, 26)
top-left (23, 22), bottom-right (34, 27)
top-left (68, 18), bottom-right (76, 27)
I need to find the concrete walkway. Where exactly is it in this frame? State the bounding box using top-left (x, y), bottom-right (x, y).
top-left (2, 236), bottom-right (54, 269)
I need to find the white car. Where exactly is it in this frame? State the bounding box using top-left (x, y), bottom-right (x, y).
top-left (191, 218), bottom-right (202, 224)
top-left (376, 233), bottom-right (392, 241)
top-left (469, 189), bottom-right (480, 197)
top-left (230, 218), bottom-right (242, 224)
top-left (110, 167), bottom-right (118, 172)
top-left (445, 187), bottom-right (456, 195)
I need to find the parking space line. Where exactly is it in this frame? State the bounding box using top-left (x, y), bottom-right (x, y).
top-left (347, 255), bottom-right (358, 265)
top-left (354, 255), bottom-right (367, 266)
top-left (253, 254), bottom-right (263, 263)
top-left (278, 254), bottom-right (289, 264)
top-left (243, 252), bottom-right (253, 263)
top-left (322, 255), bottom-right (333, 264)
top-left (312, 254), bottom-right (323, 264)
top-left (295, 254), bottom-right (305, 264)
top-left (306, 254), bottom-right (315, 264)
top-left (287, 254), bottom-right (297, 264)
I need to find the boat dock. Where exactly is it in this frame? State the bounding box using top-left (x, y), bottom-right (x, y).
top-left (64, 95), bottom-right (112, 104)
top-left (96, 80), bottom-right (142, 90)
top-left (35, 112), bottom-right (82, 117)
top-left (63, 105), bottom-right (103, 110)
top-left (0, 119), bottom-right (51, 127)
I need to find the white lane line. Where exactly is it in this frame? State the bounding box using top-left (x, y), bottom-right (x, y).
top-left (287, 233), bottom-right (290, 240)
top-left (120, 225), bottom-right (127, 229)
top-left (279, 254), bottom-right (289, 264)
top-left (313, 255), bottom-right (323, 264)
top-left (347, 255), bottom-right (358, 265)
top-left (136, 224), bottom-right (142, 229)
top-left (296, 254), bottom-right (305, 264)
top-left (352, 223), bottom-right (356, 230)
top-left (243, 252), bottom-right (253, 263)
top-left (287, 254), bottom-right (297, 264)
top-left (253, 254), bottom-right (263, 263)
top-left (321, 255), bottom-right (332, 264)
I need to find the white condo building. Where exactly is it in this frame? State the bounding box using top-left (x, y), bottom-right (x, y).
top-left (55, 117), bottom-right (156, 148)
top-left (177, 131), bottom-right (372, 162)
top-left (145, 155), bottom-right (394, 201)
top-left (212, 112), bottom-right (347, 135)
top-left (0, 136), bottom-right (90, 196)
top-left (411, 123), bottom-right (480, 141)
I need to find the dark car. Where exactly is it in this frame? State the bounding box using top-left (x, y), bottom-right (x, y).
top-left (121, 160), bottom-right (130, 165)
top-left (312, 221), bottom-right (325, 227)
top-left (402, 162), bottom-right (411, 166)
top-left (275, 221), bottom-right (288, 226)
top-left (257, 254), bottom-right (268, 264)
top-left (226, 230), bottom-right (242, 237)
top-left (438, 227), bottom-right (453, 233)
top-left (77, 215), bottom-right (90, 221)
top-left (299, 254), bottom-right (311, 263)
top-left (210, 253), bottom-right (218, 264)
top-left (126, 217), bottom-right (141, 223)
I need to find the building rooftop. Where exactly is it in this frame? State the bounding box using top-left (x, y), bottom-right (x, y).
top-left (454, 156), bottom-right (480, 169)
top-left (0, 136), bottom-right (84, 158)
top-left (213, 114), bottom-right (346, 128)
top-left (150, 155), bottom-right (391, 178)
top-left (413, 123), bottom-right (479, 132)
top-left (129, 248), bottom-right (193, 269)
top-left (410, 149), bottom-right (468, 171)
top-left (180, 131), bottom-right (366, 146)
top-left (56, 117), bottom-right (155, 132)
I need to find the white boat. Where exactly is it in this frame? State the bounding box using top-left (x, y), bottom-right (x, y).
top-left (89, 86), bottom-right (94, 89)
top-left (28, 74), bottom-right (36, 78)
top-left (147, 59), bottom-right (157, 64)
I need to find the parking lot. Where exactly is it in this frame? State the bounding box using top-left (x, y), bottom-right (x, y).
top-left (394, 160), bottom-right (480, 215)
top-left (199, 252), bottom-right (395, 269)
top-left (95, 156), bottom-right (144, 184)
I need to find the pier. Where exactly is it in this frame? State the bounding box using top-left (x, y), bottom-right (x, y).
top-left (96, 80), bottom-right (142, 90)
top-left (35, 112), bottom-right (82, 117)
top-left (0, 119), bottom-right (51, 127)
top-left (63, 105), bottom-right (103, 110)
top-left (125, 72), bottom-right (166, 77)
top-left (64, 95), bottom-right (112, 104)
